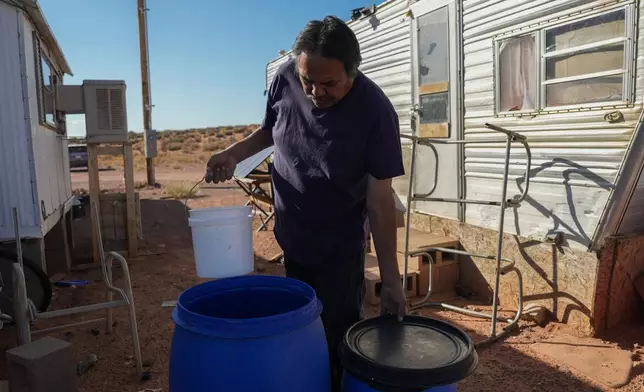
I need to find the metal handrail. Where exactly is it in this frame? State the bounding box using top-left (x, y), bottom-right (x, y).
top-left (402, 122), bottom-right (532, 341)
top-left (10, 203), bottom-right (144, 377)
top-left (402, 123), bottom-right (532, 206)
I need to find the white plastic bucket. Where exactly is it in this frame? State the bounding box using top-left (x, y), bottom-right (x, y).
top-left (188, 206), bottom-right (254, 279)
top-left (189, 205), bottom-right (251, 221)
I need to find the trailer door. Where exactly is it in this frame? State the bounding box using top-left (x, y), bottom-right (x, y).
top-left (410, 0), bottom-right (461, 220)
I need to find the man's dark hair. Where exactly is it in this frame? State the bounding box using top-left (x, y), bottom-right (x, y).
top-left (292, 16), bottom-right (362, 78)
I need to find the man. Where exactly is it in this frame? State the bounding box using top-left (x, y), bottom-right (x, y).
top-left (205, 16), bottom-right (406, 389)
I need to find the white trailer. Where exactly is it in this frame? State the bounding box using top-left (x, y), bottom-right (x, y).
top-left (0, 0), bottom-right (74, 273)
top-left (265, 0), bottom-right (644, 334)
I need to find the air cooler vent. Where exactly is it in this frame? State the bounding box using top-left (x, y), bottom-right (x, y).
top-left (83, 80), bottom-right (128, 143)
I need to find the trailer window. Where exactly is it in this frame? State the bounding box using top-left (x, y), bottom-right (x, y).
top-left (497, 34), bottom-right (537, 112)
top-left (495, 5), bottom-right (634, 114)
top-left (33, 33), bottom-right (59, 131)
top-left (543, 9), bottom-right (627, 107)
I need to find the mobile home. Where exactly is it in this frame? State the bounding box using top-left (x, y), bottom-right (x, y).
top-left (266, 0), bottom-right (644, 334)
top-left (0, 0), bottom-right (74, 273)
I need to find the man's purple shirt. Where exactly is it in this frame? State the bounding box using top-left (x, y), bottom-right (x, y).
top-left (261, 58), bottom-right (404, 267)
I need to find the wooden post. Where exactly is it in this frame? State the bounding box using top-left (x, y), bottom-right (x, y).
top-left (88, 144), bottom-right (101, 264)
top-left (123, 144), bottom-right (138, 257)
top-left (87, 142), bottom-right (138, 264)
top-left (137, 0), bottom-right (155, 185)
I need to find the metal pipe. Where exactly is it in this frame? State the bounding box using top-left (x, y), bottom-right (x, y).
top-left (12, 264), bottom-right (31, 345)
top-left (13, 208), bottom-right (23, 268)
top-left (490, 135), bottom-right (513, 337)
top-left (109, 251), bottom-right (144, 375)
top-left (412, 196), bottom-right (502, 206)
top-left (485, 123), bottom-right (527, 141)
top-left (38, 300), bottom-right (128, 319)
top-left (410, 256), bottom-right (525, 339)
top-left (413, 252), bottom-right (434, 305)
top-left (32, 318), bottom-right (106, 335)
top-left (513, 138), bottom-right (532, 204)
top-left (409, 248), bottom-right (515, 268)
top-left (402, 138), bottom-right (419, 292)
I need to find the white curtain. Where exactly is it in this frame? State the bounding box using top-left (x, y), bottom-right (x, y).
top-left (499, 36), bottom-right (537, 112)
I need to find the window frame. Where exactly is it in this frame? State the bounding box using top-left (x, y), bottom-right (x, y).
top-left (33, 33), bottom-right (61, 132)
top-left (494, 32), bottom-right (541, 115)
top-left (494, 3), bottom-right (637, 116)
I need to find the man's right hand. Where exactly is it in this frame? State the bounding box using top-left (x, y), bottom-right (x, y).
top-left (205, 150), bottom-right (238, 184)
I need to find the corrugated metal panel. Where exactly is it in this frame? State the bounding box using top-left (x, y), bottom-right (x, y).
top-left (462, 0), bottom-right (644, 250)
top-left (0, 2), bottom-right (39, 241)
top-left (22, 12), bottom-right (71, 237)
top-left (265, 0), bottom-right (412, 135)
top-left (265, 53), bottom-right (292, 93)
top-left (352, 0), bottom-right (413, 135)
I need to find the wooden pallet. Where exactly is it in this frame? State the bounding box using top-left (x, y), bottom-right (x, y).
top-left (395, 228), bottom-right (459, 255)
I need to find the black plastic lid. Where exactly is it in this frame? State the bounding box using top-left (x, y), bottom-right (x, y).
top-left (340, 315), bottom-right (478, 391)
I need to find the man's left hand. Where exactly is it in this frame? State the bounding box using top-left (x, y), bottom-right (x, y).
top-left (379, 279), bottom-right (407, 321)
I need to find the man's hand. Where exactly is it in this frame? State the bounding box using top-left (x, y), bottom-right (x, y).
top-left (366, 175), bottom-right (407, 321)
top-left (380, 278), bottom-right (407, 320)
top-left (205, 150), bottom-right (238, 183)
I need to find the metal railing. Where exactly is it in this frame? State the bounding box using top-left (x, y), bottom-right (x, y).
top-left (402, 123), bottom-right (532, 346)
top-left (9, 205), bottom-right (143, 376)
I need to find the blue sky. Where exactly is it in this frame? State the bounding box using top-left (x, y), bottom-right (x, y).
top-left (39, 0), bottom-right (370, 137)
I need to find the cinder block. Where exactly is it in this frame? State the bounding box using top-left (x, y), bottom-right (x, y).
top-left (365, 269), bottom-right (418, 306)
top-left (6, 337), bottom-right (77, 392)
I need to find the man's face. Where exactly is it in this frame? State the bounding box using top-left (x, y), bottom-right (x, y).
top-left (297, 53), bottom-right (353, 109)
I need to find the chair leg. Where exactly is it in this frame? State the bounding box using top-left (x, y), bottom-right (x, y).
top-left (117, 255), bottom-right (143, 376)
top-left (106, 263), bottom-right (114, 334)
top-left (127, 300), bottom-right (143, 376)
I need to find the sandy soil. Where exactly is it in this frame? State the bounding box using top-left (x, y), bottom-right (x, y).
top-left (71, 166), bottom-right (207, 191)
top-left (1, 174), bottom-right (642, 392)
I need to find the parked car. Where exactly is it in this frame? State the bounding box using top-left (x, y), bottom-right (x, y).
top-left (68, 144), bottom-right (88, 169)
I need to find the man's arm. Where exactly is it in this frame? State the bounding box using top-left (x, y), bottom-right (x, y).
top-left (367, 177), bottom-right (399, 285)
top-left (364, 96), bottom-right (406, 317)
top-left (367, 176), bottom-right (406, 317)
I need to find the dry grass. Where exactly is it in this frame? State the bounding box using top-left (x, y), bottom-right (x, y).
top-left (163, 182), bottom-right (200, 199)
top-left (71, 125), bottom-right (258, 171)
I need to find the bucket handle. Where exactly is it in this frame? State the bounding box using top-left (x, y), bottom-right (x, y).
top-left (184, 176), bottom-right (205, 218)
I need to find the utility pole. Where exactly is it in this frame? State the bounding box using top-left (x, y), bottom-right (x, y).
top-left (137, 0), bottom-right (155, 185)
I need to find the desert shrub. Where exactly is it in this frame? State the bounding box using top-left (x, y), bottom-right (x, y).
top-left (242, 129), bottom-right (252, 137)
top-left (182, 143), bottom-right (197, 154)
top-left (163, 182), bottom-right (199, 199)
top-left (167, 143), bottom-right (181, 151)
top-left (193, 135), bottom-right (202, 142)
top-left (203, 142), bottom-right (220, 152)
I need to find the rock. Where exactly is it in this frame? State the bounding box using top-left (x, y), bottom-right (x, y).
top-left (141, 371), bottom-right (152, 381)
top-left (77, 353), bottom-right (98, 376)
top-left (143, 359), bottom-right (154, 367)
top-left (90, 328), bottom-right (100, 336)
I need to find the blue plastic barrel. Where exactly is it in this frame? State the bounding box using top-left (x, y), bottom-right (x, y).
top-left (340, 315), bottom-right (478, 392)
top-left (342, 372), bottom-right (456, 392)
top-left (169, 275), bottom-right (331, 392)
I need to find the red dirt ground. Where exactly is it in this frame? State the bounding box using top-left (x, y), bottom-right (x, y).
top-left (0, 180), bottom-right (642, 392)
